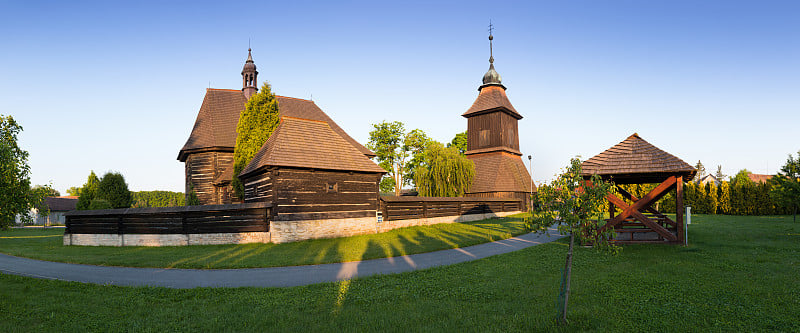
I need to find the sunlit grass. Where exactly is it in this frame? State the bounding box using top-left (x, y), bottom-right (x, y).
top-left (0, 214), bottom-right (529, 269)
top-left (1, 214), bottom-right (798, 331)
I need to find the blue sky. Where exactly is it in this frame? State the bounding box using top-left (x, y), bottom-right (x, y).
top-left (1, 1), bottom-right (798, 194)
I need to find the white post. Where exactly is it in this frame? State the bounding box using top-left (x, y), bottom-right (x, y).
top-left (685, 206), bottom-right (691, 246)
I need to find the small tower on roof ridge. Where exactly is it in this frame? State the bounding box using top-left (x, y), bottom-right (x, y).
top-left (242, 48), bottom-right (258, 99)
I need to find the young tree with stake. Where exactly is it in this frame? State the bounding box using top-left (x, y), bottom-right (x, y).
top-left (526, 158), bottom-right (616, 324)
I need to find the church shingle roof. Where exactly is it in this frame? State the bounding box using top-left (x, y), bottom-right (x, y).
top-left (462, 85), bottom-right (522, 119)
top-left (239, 117), bottom-right (386, 177)
top-left (178, 89), bottom-right (374, 161)
top-left (581, 133), bottom-right (696, 184)
top-left (467, 151), bottom-right (533, 193)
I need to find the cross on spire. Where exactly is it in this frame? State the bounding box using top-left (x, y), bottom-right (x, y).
top-left (488, 21), bottom-right (494, 64)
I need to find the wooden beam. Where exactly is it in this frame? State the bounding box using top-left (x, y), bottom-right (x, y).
top-left (600, 176), bottom-right (677, 234)
top-left (616, 187), bottom-right (677, 227)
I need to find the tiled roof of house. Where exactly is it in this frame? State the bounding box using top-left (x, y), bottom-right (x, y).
top-left (581, 133), bottom-right (696, 183)
top-left (178, 89), bottom-right (374, 161)
top-left (747, 173), bottom-right (773, 183)
top-left (239, 117), bottom-right (386, 177)
top-left (697, 174), bottom-right (720, 184)
top-left (462, 85), bottom-right (522, 119)
top-left (467, 151), bottom-right (533, 193)
top-left (45, 196), bottom-right (78, 211)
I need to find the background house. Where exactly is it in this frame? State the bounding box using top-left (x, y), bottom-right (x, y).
top-left (15, 196), bottom-right (77, 226)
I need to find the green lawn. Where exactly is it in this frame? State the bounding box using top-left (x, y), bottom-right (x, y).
top-left (2, 214), bottom-right (798, 332)
top-left (0, 215), bottom-right (528, 268)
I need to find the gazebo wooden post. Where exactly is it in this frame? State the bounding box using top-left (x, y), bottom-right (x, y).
top-left (676, 176), bottom-right (685, 245)
top-left (609, 201), bottom-right (616, 220)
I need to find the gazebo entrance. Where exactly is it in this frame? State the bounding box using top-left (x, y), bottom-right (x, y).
top-left (582, 133), bottom-right (696, 245)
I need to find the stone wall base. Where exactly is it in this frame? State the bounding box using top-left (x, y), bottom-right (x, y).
top-left (63, 232), bottom-right (270, 247)
top-left (270, 211), bottom-right (522, 244)
top-left (64, 211), bottom-right (523, 246)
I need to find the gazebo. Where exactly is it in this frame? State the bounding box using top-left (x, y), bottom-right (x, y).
top-left (581, 133), bottom-right (696, 244)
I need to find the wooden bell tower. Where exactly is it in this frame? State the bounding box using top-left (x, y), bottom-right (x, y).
top-left (462, 28), bottom-right (533, 207)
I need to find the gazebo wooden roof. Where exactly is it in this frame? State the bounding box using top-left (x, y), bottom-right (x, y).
top-left (581, 133), bottom-right (696, 184)
top-left (582, 133), bottom-right (696, 245)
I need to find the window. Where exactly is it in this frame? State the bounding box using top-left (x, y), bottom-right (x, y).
top-left (326, 182), bottom-right (338, 193)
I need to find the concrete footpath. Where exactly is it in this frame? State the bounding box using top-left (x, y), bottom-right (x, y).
top-left (0, 228), bottom-right (564, 289)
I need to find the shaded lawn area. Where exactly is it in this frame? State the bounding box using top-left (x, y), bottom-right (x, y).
top-left (1, 215), bottom-right (798, 332)
top-left (0, 214), bottom-right (528, 269)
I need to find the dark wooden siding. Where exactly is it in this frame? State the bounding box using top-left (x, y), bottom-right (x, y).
top-left (466, 191), bottom-right (529, 211)
top-left (380, 196), bottom-right (523, 221)
top-left (272, 168), bottom-right (381, 221)
top-left (185, 151), bottom-right (236, 205)
top-left (243, 168), bottom-right (275, 203)
top-left (467, 111), bottom-right (519, 152)
top-left (65, 202), bottom-right (271, 234)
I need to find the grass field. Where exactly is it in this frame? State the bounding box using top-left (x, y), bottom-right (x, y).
top-left (1, 214), bottom-right (799, 332)
top-left (0, 215), bottom-right (528, 268)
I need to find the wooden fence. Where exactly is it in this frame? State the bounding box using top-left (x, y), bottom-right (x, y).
top-left (380, 196), bottom-right (523, 221)
top-left (64, 202), bottom-right (271, 234)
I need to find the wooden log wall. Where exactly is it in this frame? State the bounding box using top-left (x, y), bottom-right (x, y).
top-left (65, 202), bottom-right (271, 234)
top-left (185, 151), bottom-right (235, 205)
top-left (380, 196), bottom-right (522, 221)
top-left (467, 112), bottom-right (520, 151)
top-left (271, 168), bottom-right (381, 221)
top-left (466, 191), bottom-right (529, 211)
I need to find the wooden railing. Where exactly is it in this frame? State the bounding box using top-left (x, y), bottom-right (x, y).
top-left (380, 196), bottom-right (523, 221)
top-left (64, 202), bottom-right (271, 234)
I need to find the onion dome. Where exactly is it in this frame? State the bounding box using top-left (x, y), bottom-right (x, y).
top-left (242, 48), bottom-right (257, 73)
top-left (479, 34), bottom-right (505, 90)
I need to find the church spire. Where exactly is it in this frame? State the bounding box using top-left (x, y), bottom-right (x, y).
top-left (480, 22), bottom-right (504, 91)
top-left (242, 48), bottom-right (258, 99)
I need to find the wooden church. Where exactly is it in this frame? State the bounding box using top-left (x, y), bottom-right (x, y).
top-left (462, 33), bottom-right (534, 207)
top-left (178, 49), bottom-right (383, 208)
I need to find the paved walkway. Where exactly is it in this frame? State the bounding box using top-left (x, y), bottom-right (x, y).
top-left (0, 228), bottom-right (564, 289)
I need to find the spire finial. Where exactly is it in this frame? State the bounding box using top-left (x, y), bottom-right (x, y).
top-left (488, 20), bottom-right (494, 64)
top-left (479, 21), bottom-right (505, 91)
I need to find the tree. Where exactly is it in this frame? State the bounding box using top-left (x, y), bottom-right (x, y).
top-left (66, 186), bottom-right (81, 197)
top-left (731, 169), bottom-right (753, 186)
top-left (770, 151), bottom-right (800, 222)
top-left (715, 165), bottom-right (727, 182)
top-left (88, 199), bottom-right (112, 210)
top-left (131, 191), bottom-right (185, 208)
top-left (32, 185), bottom-right (60, 197)
top-left (403, 129), bottom-right (432, 186)
top-left (97, 172), bottom-right (132, 209)
top-left (186, 183), bottom-right (201, 206)
top-left (693, 160), bottom-right (706, 182)
top-left (0, 115), bottom-right (48, 228)
top-left (367, 121), bottom-right (429, 196)
top-left (525, 158), bottom-right (616, 324)
top-left (413, 142), bottom-right (474, 197)
top-left (718, 181), bottom-right (731, 214)
top-left (76, 171), bottom-right (101, 210)
top-left (447, 131), bottom-right (468, 155)
top-left (232, 82), bottom-right (280, 198)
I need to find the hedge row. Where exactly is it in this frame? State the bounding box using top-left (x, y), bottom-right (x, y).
top-left (618, 181), bottom-right (791, 215)
top-left (131, 191), bottom-right (185, 208)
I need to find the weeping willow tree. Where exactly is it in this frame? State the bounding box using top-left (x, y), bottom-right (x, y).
top-left (413, 142), bottom-right (474, 197)
top-left (232, 82), bottom-right (280, 198)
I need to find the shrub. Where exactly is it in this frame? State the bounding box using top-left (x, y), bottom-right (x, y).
top-left (88, 199), bottom-right (112, 210)
top-left (97, 172), bottom-right (132, 209)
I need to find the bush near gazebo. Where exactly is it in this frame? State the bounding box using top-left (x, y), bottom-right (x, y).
top-left (619, 180), bottom-right (791, 216)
